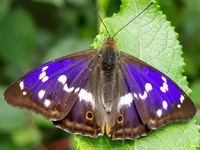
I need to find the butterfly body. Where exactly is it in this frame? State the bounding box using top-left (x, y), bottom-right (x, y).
top-left (4, 37), bottom-right (196, 140)
top-left (98, 38), bottom-right (118, 113)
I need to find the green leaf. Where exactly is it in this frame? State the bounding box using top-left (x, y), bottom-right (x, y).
top-left (75, 0), bottom-right (199, 149)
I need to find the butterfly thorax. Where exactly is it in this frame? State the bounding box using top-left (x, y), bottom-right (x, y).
top-left (100, 38), bottom-right (117, 71)
top-left (98, 38), bottom-right (119, 113)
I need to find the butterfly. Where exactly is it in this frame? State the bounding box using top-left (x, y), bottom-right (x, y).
top-left (3, 2), bottom-right (196, 140)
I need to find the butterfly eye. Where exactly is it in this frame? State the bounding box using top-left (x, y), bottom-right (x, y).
top-left (117, 114), bottom-right (124, 124)
top-left (86, 111), bottom-right (94, 121)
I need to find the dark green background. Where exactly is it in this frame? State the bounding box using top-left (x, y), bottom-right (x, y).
top-left (0, 0), bottom-right (199, 149)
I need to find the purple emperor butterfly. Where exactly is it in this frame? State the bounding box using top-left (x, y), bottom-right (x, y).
top-left (4, 2), bottom-right (196, 140)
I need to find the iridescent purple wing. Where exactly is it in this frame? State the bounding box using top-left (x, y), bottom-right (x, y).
top-left (108, 67), bottom-right (150, 139)
top-left (4, 50), bottom-right (99, 121)
top-left (118, 52), bottom-right (196, 130)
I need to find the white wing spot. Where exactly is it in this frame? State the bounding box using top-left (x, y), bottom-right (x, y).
top-left (58, 75), bottom-right (67, 84)
top-left (22, 91), bottom-right (27, 95)
top-left (44, 99), bottom-right (51, 107)
top-left (139, 91), bottom-right (147, 100)
top-left (19, 81), bottom-right (24, 90)
top-left (118, 93), bottom-right (133, 110)
top-left (177, 104), bottom-right (181, 108)
top-left (134, 93), bottom-right (138, 99)
top-left (63, 84), bottom-right (74, 93)
top-left (42, 66), bottom-right (48, 72)
top-left (160, 76), bottom-right (169, 93)
top-left (39, 72), bottom-right (46, 80)
top-left (162, 100), bottom-right (168, 110)
top-left (38, 90), bottom-right (46, 99)
top-left (42, 76), bottom-right (49, 82)
top-left (145, 83), bottom-right (153, 92)
top-left (160, 87), bottom-right (166, 93)
top-left (78, 89), bottom-right (94, 108)
top-left (161, 76), bottom-right (167, 82)
top-left (74, 87), bottom-right (80, 93)
top-left (180, 95), bottom-right (184, 103)
top-left (160, 83), bottom-right (169, 93)
top-left (157, 109), bottom-right (162, 117)
top-left (163, 82), bottom-right (168, 91)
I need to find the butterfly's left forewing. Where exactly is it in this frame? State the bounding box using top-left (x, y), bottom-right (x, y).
top-left (119, 52), bottom-right (196, 129)
top-left (4, 50), bottom-right (99, 121)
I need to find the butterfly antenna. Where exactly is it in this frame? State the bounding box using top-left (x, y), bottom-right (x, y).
top-left (112, 2), bottom-right (153, 38)
top-left (88, 0), bottom-right (110, 37)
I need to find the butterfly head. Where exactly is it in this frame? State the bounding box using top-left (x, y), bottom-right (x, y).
top-left (99, 37), bottom-right (119, 71)
top-left (100, 37), bottom-right (117, 51)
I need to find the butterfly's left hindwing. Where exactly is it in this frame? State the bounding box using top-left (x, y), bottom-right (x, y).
top-left (119, 52), bottom-right (196, 129)
top-left (4, 50), bottom-right (99, 121)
